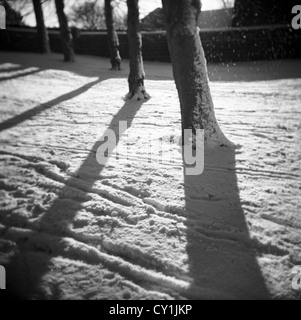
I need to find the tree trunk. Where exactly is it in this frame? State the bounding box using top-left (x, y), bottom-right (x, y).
top-left (126, 0), bottom-right (149, 100)
top-left (55, 0), bottom-right (75, 62)
top-left (105, 0), bottom-right (121, 71)
top-left (32, 0), bottom-right (50, 54)
top-left (162, 0), bottom-right (230, 146)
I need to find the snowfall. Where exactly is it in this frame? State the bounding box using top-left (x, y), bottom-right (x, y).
top-left (0, 51), bottom-right (300, 300)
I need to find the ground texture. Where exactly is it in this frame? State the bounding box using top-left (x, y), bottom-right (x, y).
top-left (0, 52), bottom-right (300, 300)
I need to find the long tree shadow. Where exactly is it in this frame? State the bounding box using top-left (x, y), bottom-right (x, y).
top-left (0, 67), bottom-right (42, 83)
top-left (183, 146), bottom-right (270, 299)
top-left (0, 66), bottom-right (33, 73)
top-left (3, 97), bottom-right (146, 299)
top-left (0, 56), bottom-right (130, 134)
top-left (0, 78), bottom-right (102, 132)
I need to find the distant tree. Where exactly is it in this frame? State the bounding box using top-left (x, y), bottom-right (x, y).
top-left (55, 0), bottom-right (75, 62)
top-left (32, 0), bottom-right (50, 53)
top-left (126, 0), bottom-right (149, 100)
top-left (0, 0), bottom-right (23, 26)
top-left (105, 0), bottom-right (122, 70)
top-left (68, 0), bottom-right (126, 30)
top-left (233, 0), bottom-right (296, 27)
top-left (162, 0), bottom-right (230, 146)
top-left (69, 0), bottom-right (105, 30)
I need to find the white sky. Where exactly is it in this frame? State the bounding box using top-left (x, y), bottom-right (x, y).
top-left (19, 0), bottom-right (234, 27)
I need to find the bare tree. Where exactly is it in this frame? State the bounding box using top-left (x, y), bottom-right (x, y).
top-left (1, 0), bottom-right (23, 25)
top-left (69, 0), bottom-right (105, 30)
top-left (105, 0), bottom-right (121, 70)
top-left (68, 0), bottom-right (126, 30)
top-left (32, 0), bottom-right (50, 53)
top-left (162, 0), bottom-right (230, 146)
top-left (7, 0), bottom-right (57, 27)
top-left (126, 0), bottom-right (149, 100)
top-left (55, 0), bottom-right (75, 62)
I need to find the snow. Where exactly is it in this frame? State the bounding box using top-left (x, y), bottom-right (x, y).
top-left (0, 52), bottom-right (300, 300)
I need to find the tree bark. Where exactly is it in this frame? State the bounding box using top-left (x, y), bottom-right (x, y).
top-left (126, 0), bottom-right (149, 100)
top-left (32, 0), bottom-right (50, 54)
top-left (162, 0), bottom-right (230, 146)
top-left (105, 0), bottom-right (121, 71)
top-left (55, 0), bottom-right (75, 62)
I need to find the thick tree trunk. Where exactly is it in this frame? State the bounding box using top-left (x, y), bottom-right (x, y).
top-left (126, 0), bottom-right (149, 100)
top-left (54, 0), bottom-right (75, 62)
top-left (32, 0), bottom-right (50, 54)
top-left (162, 0), bottom-right (230, 146)
top-left (105, 0), bottom-right (121, 71)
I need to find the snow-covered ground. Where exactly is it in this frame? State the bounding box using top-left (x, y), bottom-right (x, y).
top-left (0, 52), bottom-right (300, 300)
